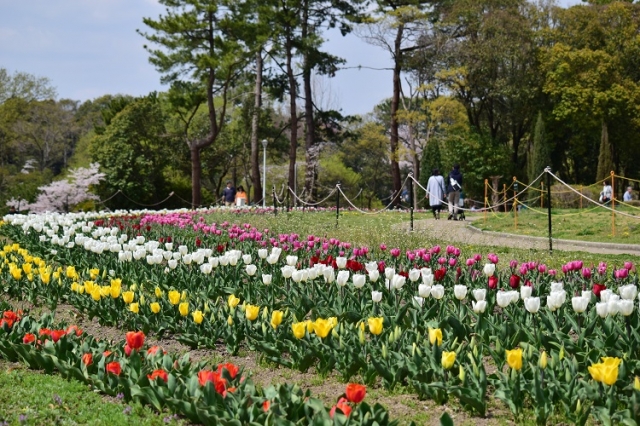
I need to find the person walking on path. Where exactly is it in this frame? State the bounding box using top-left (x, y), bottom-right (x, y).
top-left (235, 186), bottom-right (248, 206)
top-left (447, 163), bottom-right (463, 220)
top-left (222, 181), bottom-right (236, 207)
top-left (426, 168), bottom-right (447, 219)
top-left (600, 181), bottom-right (612, 204)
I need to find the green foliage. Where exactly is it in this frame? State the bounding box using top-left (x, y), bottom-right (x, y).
top-left (528, 112), bottom-right (551, 183)
top-left (596, 122), bottom-right (614, 182)
top-left (90, 94), bottom-right (175, 209)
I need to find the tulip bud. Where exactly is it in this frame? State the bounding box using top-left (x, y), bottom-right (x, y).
top-left (359, 328), bottom-right (365, 345)
top-left (473, 364), bottom-right (480, 378)
top-left (227, 315), bottom-right (233, 326)
top-left (559, 346), bottom-right (565, 361)
top-left (459, 365), bottom-right (466, 382)
top-left (382, 344), bottom-right (388, 359)
top-left (139, 294), bottom-right (145, 305)
top-left (575, 400), bottom-right (581, 415)
top-left (332, 328), bottom-right (339, 339)
top-left (473, 344), bottom-right (478, 359)
top-left (394, 326), bottom-right (401, 342)
top-left (495, 339), bottom-right (501, 355)
top-left (539, 351), bottom-right (547, 370)
top-left (262, 307), bottom-right (269, 320)
top-left (339, 336), bottom-right (344, 349)
top-left (261, 323), bottom-right (267, 335)
top-left (412, 342), bottom-right (417, 357)
top-left (635, 376), bottom-right (640, 391)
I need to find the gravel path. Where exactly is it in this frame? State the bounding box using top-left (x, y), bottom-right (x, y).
top-left (397, 216), bottom-right (640, 257)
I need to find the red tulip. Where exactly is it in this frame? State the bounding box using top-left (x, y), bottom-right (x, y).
top-left (488, 275), bottom-right (498, 289)
top-left (345, 383), bottom-right (366, 403)
top-left (82, 353), bottom-right (93, 366)
top-left (106, 361), bottom-right (122, 376)
top-left (125, 331), bottom-right (145, 350)
top-left (66, 325), bottom-right (83, 336)
top-left (51, 330), bottom-right (66, 343)
top-left (147, 369), bottom-right (169, 383)
top-left (22, 333), bottom-right (36, 344)
top-left (330, 397), bottom-right (352, 418)
top-left (217, 363), bottom-right (239, 379)
top-left (509, 275), bottom-right (520, 289)
top-left (124, 344), bottom-right (132, 357)
top-left (593, 283), bottom-right (607, 298)
top-left (262, 400), bottom-right (271, 412)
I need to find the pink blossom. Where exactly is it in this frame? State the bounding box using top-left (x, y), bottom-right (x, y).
top-left (581, 268), bottom-right (592, 279)
top-left (466, 258), bottom-right (476, 267)
top-left (487, 253), bottom-right (499, 264)
top-left (390, 248), bottom-right (401, 257)
top-left (380, 244), bottom-right (387, 251)
top-left (449, 258), bottom-right (457, 267)
top-left (509, 260), bottom-right (518, 269)
top-left (437, 257), bottom-right (446, 265)
top-left (624, 261), bottom-right (634, 271)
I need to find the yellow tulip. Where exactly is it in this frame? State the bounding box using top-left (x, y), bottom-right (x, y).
top-left (91, 288), bottom-right (101, 301)
top-left (84, 281), bottom-right (95, 294)
top-left (22, 263), bottom-right (32, 274)
top-left (70, 282), bottom-right (80, 293)
top-left (90, 268), bottom-right (100, 279)
top-left (270, 310), bottom-right (284, 329)
top-left (110, 286), bottom-right (121, 299)
top-left (305, 320), bottom-right (314, 333)
top-left (328, 317), bottom-right (338, 328)
top-left (227, 315), bottom-right (234, 326)
top-left (40, 271), bottom-right (51, 284)
top-left (110, 277), bottom-right (121, 288)
top-left (26, 273), bottom-right (33, 282)
top-left (228, 294), bottom-right (240, 309)
top-left (192, 310), bottom-right (204, 324)
top-left (441, 351), bottom-right (456, 370)
top-left (428, 327), bottom-right (442, 346)
top-left (53, 270), bottom-right (61, 279)
top-left (78, 286), bottom-right (85, 294)
top-left (66, 266), bottom-right (78, 279)
top-left (155, 287), bottom-right (163, 298)
top-left (10, 267), bottom-right (22, 280)
top-left (313, 318), bottom-right (333, 338)
top-left (505, 348), bottom-right (523, 371)
top-left (589, 357), bottom-right (621, 386)
top-left (100, 286), bottom-right (110, 297)
top-left (150, 302), bottom-right (161, 314)
top-left (245, 304), bottom-right (260, 321)
top-left (539, 351), bottom-right (548, 370)
top-left (122, 291), bottom-right (135, 304)
top-left (634, 376), bottom-right (640, 392)
top-left (168, 290), bottom-right (180, 305)
top-left (129, 303), bottom-right (139, 314)
top-left (292, 322), bottom-right (306, 339)
top-left (179, 302), bottom-right (189, 317)
top-left (367, 317), bottom-right (384, 335)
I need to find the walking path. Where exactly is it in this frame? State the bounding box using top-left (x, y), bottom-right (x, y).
top-left (399, 216), bottom-right (640, 257)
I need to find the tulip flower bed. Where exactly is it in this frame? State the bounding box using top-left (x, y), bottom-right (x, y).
top-left (2, 209), bottom-right (640, 424)
top-left (0, 307), bottom-right (395, 425)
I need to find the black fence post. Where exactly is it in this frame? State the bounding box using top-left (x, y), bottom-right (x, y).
top-left (336, 182), bottom-right (340, 228)
top-left (272, 186), bottom-right (277, 216)
top-left (545, 167), bottom-right (552, 254)
top-left (409, 173), bottom-right (414, 232)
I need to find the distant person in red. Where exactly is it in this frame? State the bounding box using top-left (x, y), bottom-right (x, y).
top-left (235, 186), bottom-right (247, 206)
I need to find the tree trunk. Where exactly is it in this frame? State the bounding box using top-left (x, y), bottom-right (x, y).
top-left (190, 145), bottom-right (202, 207)
top-left (251, 49), bottom-right (263, 204)
top-left (286, 34), bottom-right (298, 196)
top-left (302, 1), bottom-right (317, 203)
top-left (389, 23), bottom-right (404, 207)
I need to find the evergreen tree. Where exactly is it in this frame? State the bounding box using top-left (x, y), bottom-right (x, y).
top-left (528, 112), bottom-right (550, 184)
top-left (596, 122), bottom-right (614, 182)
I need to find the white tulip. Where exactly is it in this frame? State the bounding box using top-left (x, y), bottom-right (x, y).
top-left (368, 270), bottom-right (380, 282)
top-left (323, 267), bottom-right (335, 283)
top-left (607, 295), bottom-right (620, 316)
top-left (270, 247), bottom-right (282, 259)
top-left (392, 275), bottom-right (406, 290)
top-left (200, 263), bottom-right (212, 275)
top-left (408, 269), bottom-right (421, 282)
top-left (496, 291), bottom-right (511, 308)
top-left (550, 282), bottom-right (564, 292)
top-left (413, 296), bottom-right (424, 307)
top-left (508, 291), bottom-right (520, 304)
top-left (365, 262), bottom-right (378, 272)
top-left (228, 255), bottom-right (238, 266)
top-left (219, 256), bottom-right (229, 266)
top-left (524, 297), bottom-right (540, 314)
top-left (336, 256), bottom-right (347, 269)
top-left (418, 284), bottom-right (431, 298)
top-left (168, 259), bottom-right (178, 270)
top-left (286, 255), bottom-right (298, 267)
top-left (245, 265), bottom-right (257, 276)
top-left (209, 257), bottom-right (219, 267)
top-left (281, 265), bottom-right (295, 279)
top-left (421, 273), bottom-right (434, 286)
top-left (372, 291), bottom-right (383, 303)
top-left (291, 270), bottom-right (303, 283)
top-left (262, 274), bottom-right (272, 285)
top-left (483, 263), bottom-right (495, 277)
top-left (258, 248), bottom-right (268, 259)
top-left (385, 279), bottom-right (392, 291)
top-left (178, 245), bottom-right (188, 255)
top-left (596, 302), bottom-right (608, 318)
top-left (472, 300), bottom-right (487, 313)
top-left (266, 254), bottom-right (279, 265)
top-left (165, 242), bottom-right (173, 251)
top-left (600, 289), bottom-right (613, 303)
top-left (619, 299), bottom-right (634, 316)
top-left (242, 254), bottom-right (252, 264)
top-left (472, 289), bottom-right (486, 301)
top-left (572, 296), bottom-right (589, 313)
top-left (582, 290), bottom-right (592, 301)
top-left (454, 285), bottom-right (468, 301)
top-left (352, 274), bottom-right (366, 289)
top-left (520, 285), bottom-right (532, 300)
top-left (173, 252), bottom-right (182, 260)
top-left (619, 284), bottom-right (638, 301)
top-left (431, 285), bottom-right (445, 300)
top-left (385, 267), bottom-right (395, 280)
top-left (421, 267), bottom-right (432, 277)
top-left (337, 270), bottom-right (350, 287)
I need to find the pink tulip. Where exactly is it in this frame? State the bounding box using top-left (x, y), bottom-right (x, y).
top-left (473, 254), bottom-right (482, 262)
top-left (431, 245), bottom-right (441, 255)
top-left (624, 261), bottom-right (634, 271)
top-left (581, 268), bottom-right (592, 279)
top-left (548, 269), bottom-right (557, 276)
top-left (466, 258), bottom-right (476, 267)
top-left (487, 253), bottom-right (498, 264)
top-left (380, 244), bottom-right (387, 251)
top-left (509, 260), bottom-right (518, 269)
top-left (449, 258), bottom-right (457, 267)
top-left (446, 245), bottom-right (455, 255)
top-left (438, 257), bottom-right (446, 265)
top-left (422, 253), bottom-right (431, 262)
top-left (537, 264), bottom-right (547, 273)
top-left (615, 268), bottom-right (629, 279)
top-left (390, 248), bottom-right (401, 257)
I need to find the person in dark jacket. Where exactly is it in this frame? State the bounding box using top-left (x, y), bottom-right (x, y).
top-left (221, 181), bottom-right (236, 206)
top-left (447, 163), bottom-right (463, 220)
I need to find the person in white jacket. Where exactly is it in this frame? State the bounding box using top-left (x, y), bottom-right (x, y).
top-left (600, 181), bottom-right (612, 204)
top-left (426, 168), bottom-right (446, 219)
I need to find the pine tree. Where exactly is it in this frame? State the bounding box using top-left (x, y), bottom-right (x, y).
top-left (527, 112), bottom-right (550, 184)
top-left (596, 122), bottom-right (614, 182)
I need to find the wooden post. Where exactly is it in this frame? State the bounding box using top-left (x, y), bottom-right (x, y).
top-left (513, 177), bottom-right (518, 229)
top-left (503, 184), bottom-right (507, 213)
top-left (484, 179), bottom-right (488, 223)
top-left (611, 171), bottom-right (615, 236)
top-left (541, 181), bottom-right (544, 208)
top-left (580, 185), bottom-right (583, 210)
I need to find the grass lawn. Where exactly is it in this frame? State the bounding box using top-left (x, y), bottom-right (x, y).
top-left (473, 206), bottom-right (640, 244)
top-left (0, 362), bottom-right (187, 426)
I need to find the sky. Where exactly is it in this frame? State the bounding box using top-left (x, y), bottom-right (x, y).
top-left (1, 0), bottom-right (582, 116)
